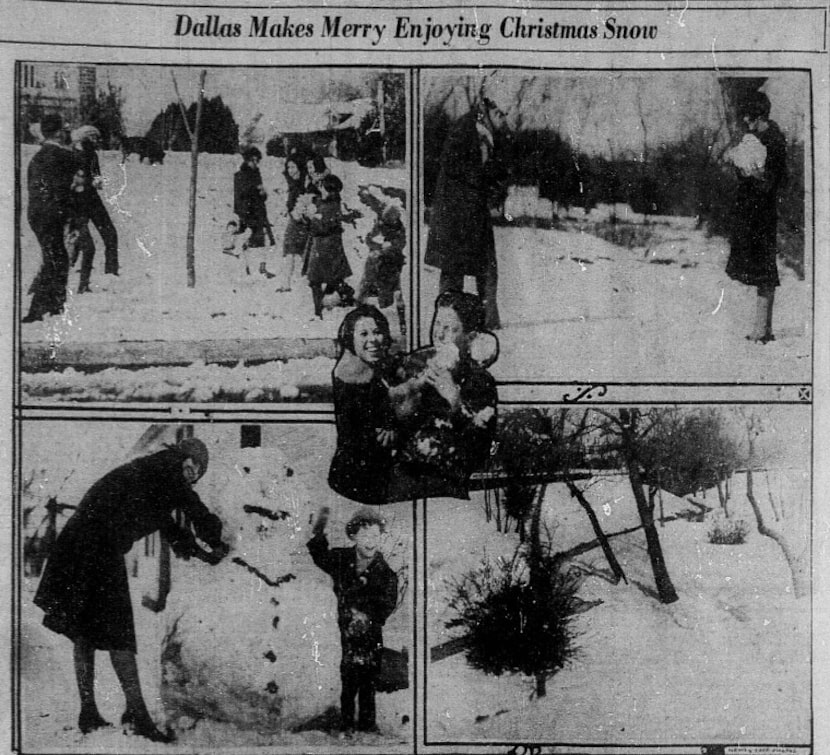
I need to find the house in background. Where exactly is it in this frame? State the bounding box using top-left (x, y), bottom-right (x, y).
top-left (18, 62), bottom-right (96, 141)
top-left (264, 98), bottom-right (383, 164)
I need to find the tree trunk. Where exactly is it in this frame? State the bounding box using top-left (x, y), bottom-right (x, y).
top-left (565, 478), bottom-right (627, 584)
top-left (745, 469), bottom-right (808, 599)
top-left (627, 459), bottom-right (679, 604)
top-left (764, 469), bottom-right (782, 521)
top-left (528, 483), bottom-right (549, 697)
top-left (186, 70), bottom-right (206, 288)
top-left (716, 479), bottom-right (728, 516)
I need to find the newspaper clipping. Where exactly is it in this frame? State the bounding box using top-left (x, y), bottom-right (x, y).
top-left (1, 1), bottom-right (827, 753)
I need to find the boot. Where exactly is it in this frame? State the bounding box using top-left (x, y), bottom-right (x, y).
top-left (121, 710), bottom-right (175, 744)
top-left (747, 294), bottom-right (767, 342)
top-left (259, 262), bottom-right (276, 280)
top-left (761, 289), bottom-right (775, 343)
top-left (78, 709), bottom-right (111, 734)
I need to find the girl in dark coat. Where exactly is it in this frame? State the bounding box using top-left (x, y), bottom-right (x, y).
top-left (278, 156), bottom-right (310, 292)
top-left (233, 147), bottom-right (276, 278)
top-left (307, 506), bottom-right (398, 734)
top-left (33, 438), bottom-right (227, 742)
top-left (303, 174), bottom-right (356, 319)
top-left (328, 305), bottom-right (397, 505)
top-left (724, 91), bottom-right (787, 343)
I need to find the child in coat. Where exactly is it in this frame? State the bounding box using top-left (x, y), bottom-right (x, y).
top-left (357, 203), bottom-right (407, 337)
top-left (302, 174), bottom-right (359, 319)
top-left (65, 165), bottom-right (97, 294)
top-left (307, 506), bottom-right (398, 735)
top-left (229, 147), bottom-right (276, 278)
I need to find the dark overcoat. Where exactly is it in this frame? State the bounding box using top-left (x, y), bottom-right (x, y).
top-left (726, 120), bottom-right (787, 289)
top-left (424, 110), bottom-right (497, 277)
top-left (303, 195), bottom-right (353, 285)
top-left (233, 162), bottom-right (268, 228)
top-left (307, 534), bottom-right (398, 671)
top-left (328, 371), bottom-right (396, 505)
top-left (33, 449), bottom-right (223, 652)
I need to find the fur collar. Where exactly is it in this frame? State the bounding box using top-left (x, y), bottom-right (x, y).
top-left (333, 351), bottom-right (377, 385)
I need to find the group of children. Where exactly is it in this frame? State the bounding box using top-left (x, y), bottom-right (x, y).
top-left (227, 147), bottom-right (407, 326)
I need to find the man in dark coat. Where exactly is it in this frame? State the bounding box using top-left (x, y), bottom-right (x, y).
top-left (34, 438), bottom-right (228, 742)
top-left (307, 507), bottom-right (398, 735)
top-left (725, 90), bottom-right (787, 343)
top-left (23, 113), bottom-right (78, 323)
top-left (73, 126), bottom-right (120, 275)
top-left (424, 98), bottom-right (508, 330)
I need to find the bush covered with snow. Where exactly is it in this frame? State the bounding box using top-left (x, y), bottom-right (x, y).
top-left (707, 510), bottom-right (751, 545)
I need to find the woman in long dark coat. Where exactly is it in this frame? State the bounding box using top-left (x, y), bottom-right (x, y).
top-left (424, 98), bottom-right (507, 330)
top-left (33, 438), bottom-right (227, 742)
top-left (725, 91), bottom-right (787, 343)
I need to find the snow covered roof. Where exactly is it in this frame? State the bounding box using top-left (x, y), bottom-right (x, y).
top-left (263, 98), bottom-right (375, 135)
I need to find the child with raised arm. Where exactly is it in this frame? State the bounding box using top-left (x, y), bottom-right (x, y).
top-left (307, 506), bottom-right (398, 736)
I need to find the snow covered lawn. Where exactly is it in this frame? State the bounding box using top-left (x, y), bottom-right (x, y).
top-left (19, 148), bottom-right (406, 402)
top-left (19, 422), bottom-right (414, 750)
top-left (426, 468), bottom-right (810, 745)
top-left (420, 188), bottom-right (811, 384)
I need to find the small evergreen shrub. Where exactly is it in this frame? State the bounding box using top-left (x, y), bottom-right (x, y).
top-left (707, 510), bottom-right (750, 545)
top-left (446, 552), bottom-right (581, 681)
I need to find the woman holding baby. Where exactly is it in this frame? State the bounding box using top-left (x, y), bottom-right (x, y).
top-left (328, 291), bottom-right (498, 504)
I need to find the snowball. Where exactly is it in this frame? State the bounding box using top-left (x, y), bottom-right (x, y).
top-left (725, 133), bottom-right (767, 176)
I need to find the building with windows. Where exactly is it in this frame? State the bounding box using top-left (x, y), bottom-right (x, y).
top-left (19, 63), bottom-right (96, 139)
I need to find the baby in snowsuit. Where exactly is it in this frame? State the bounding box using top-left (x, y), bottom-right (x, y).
top-left (307, 506), bottom-right (398, 735)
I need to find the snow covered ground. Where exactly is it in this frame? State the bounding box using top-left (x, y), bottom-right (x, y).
top-left (420, 187), bottom-right (812, 384)
top-left (19, 147), bottom-right (406, 401)
top-left (19, 422), bottom-right (414, 751)
top-left (20, 153), bottom-right (811, 401)
top-left (426, 459), bottom-right (810, 744)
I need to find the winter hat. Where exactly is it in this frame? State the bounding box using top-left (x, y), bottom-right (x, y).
top-left (178, 437), bottom-right (209, 474)
top-left (242, 146), bottom-right (262, 161)
top-left (346, 507), bottom-right (387, 538)
top-left (40, 113), bottom-right (64, 137)
top-left (70, 125), bottom-right (100, 145)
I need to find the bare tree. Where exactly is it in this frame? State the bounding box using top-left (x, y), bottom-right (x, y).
top-left (171, 69), bottom-right (206, 288)
top-left (597, 408), bottom-right (679, 604)
top-left (740, 411), bottom-right (808, 599)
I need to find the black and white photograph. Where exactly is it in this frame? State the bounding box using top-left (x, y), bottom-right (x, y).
top-left (17, 64), bottom-right (408, 404)
top-left (425, 404), bottom-right (810, 746)
top-left (421, 69), bottom-right (812, 384)
top-left (2, 3), bottom-right (827, 755)
top-left (328, 291), bottom-right (498, 505)
top-left (17, 421), bottom-right (413, 750)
